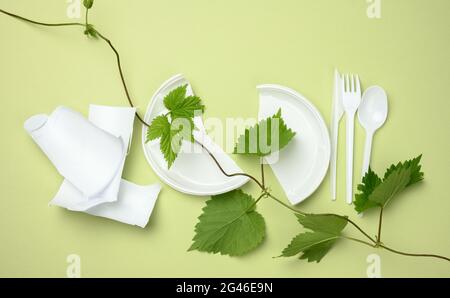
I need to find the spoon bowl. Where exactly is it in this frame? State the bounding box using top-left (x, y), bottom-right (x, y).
top-left (358, 86), bottom-right (388, 132)
top-left (358, 86), bottom-right (388, 176)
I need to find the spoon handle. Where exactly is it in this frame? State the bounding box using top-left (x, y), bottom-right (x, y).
top-left (362, 131), bottom-right (374, 177)
top-left (346, 112), bottom-right (355, 205)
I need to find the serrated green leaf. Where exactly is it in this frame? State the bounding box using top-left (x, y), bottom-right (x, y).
top-left (233, 108), bottom-right (296, 156)
top-left (147, 85), bottom-right (204, 168)
top-left (354, 155), bottom-right (424, 213)
top-left (145, 114), bottom-right (192, 168)
top-left (281, 232), bottom-right (340, 262)
top-left (171, 95), bottom-right (204, 119)
top-left (163, 85), bottom-right (188, 111)
top-left (354, 168), bottom-right (382, 213)
top-left (281, 213), bottom-right (347, 262)
top-left (146, 115), bottom-right (170, 141)
top-left (296, 214), bottom-right (348, 234)
top-left (383, 155), bottom-right (423, 187)
top-left (83, 0), bottom-right (94, 9)
top-left (369, 166), bottom-right (411, 208)
top-left (189, 190), bottom-right (265, 256)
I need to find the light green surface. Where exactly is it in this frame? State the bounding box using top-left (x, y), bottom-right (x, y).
top-left (0, 0), bottom-right (449, 277)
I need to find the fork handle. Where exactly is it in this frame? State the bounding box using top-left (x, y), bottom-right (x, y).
top-left (346, 112), bottom-right (355, 204)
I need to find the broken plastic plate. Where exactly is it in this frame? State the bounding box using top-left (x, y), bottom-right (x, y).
top-left (258, 84), bottom-right (330, 205)
top-left (141, 74), bottom-right (249, 196)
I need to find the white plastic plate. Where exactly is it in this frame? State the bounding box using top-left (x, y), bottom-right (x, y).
top-left (142, 74), bottom-right (249, 196)
top-left (258, 84), bottom-right (330, 205)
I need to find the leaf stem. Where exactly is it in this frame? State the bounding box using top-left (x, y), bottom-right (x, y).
top-left (342, 236), bottom-right (376, 248)
top-left (317, 213), bottom-right (377, 244)
top-left (85, 7), bottom-right (89, 26)
top-left (377, 207), bottom-right (383, 244)
top-left (267, 193), bottom-right (306, 215)
top-left (0, 8), bottom-right (84, 27)
top-left (379, 244), bottom-right (450, 262)
top-left (260, 159), bottom-right (265, 189)
top-left (195, 140), bottom-right (265, 190)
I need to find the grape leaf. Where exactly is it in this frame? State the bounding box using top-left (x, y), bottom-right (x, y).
top-left (354, 155), bottom-right (424, 213)
top-left (189, 190), bottom-right (265, 256)
top-left (233, 109), bottom-right (296, 156)
top-left (354, 168), bottom-right (382, 213)
top-left (145, 114), bottom-right (183, 168)
top-left (296, 214), bottom-right (348, 234)
top-left (383, 155), bottom-right (423, 187)
top-left (146, 85), bottom-right (204, 168)
top-left (280, 214), bottom-right (347, 262)
top-left (146, 115), bottom-right (170, 141)
top-left (369, 166), bottom-right (411, 208)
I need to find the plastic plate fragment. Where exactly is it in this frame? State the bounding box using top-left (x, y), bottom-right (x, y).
top-left (142, 74), bottom-right (249, 196)
top-left (258, 84), bottom-right (330, 205)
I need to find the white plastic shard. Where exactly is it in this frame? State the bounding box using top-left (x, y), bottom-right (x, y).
top-left (257, 84), bottom-right (330, 205)
top-left (49, 105), bottom-right (135, 211)
top-left (24, 106), bottom-right (125, 199)
top-left (25, 105), bottom-right (161, 227)
top-left (51, 179), bottom-right (161, 228)
top-left (142, 74), bottom-right (249, 196)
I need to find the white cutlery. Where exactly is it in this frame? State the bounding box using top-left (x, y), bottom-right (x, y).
top-left (358, 86), bottom-right (388, 176)
top-left (330, 69), bottom-right (344, 201)
top-left (341, 74), bottom-right (361, 204)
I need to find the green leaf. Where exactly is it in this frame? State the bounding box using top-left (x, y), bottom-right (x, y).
top-left (83, 0), bottom-right (94, 9)
top-left (280, 214), bottom-right (347, 262)
top-left (354, 168), bottom-right (382, 213)
top-left (84, 24), bottom-right (97, 38)
top-left (171, 95), bottom-right (204, 119)
top-left (189, 190), bottom-right (265, 256)
top-left (383, 155), bottom-right (423, 187)
top-left (354, 155), bottom-right (424, 213)
top-left (296, 214), bottom-right (348, 234)
top-left (145, 114), bottom-right (191, 168)
top-left (369, 166), bottom-right (411, 208)
top-left (146, 115), bottom-right (170, 141)
top-left (163, 85), bottom-right (188, 111)
top-left (147, 85), bottom-right (204, 168)
top-left (233, 109), bottom-right (296, 156)
top-left (281, 232), bottom-right (339, 262)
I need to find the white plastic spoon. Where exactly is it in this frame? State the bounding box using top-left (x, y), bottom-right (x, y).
top-left (358, 86), bottom-right (388, 176)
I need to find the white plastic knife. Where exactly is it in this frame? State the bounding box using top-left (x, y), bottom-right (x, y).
top-left (330, 69), bottom-right (344, 200)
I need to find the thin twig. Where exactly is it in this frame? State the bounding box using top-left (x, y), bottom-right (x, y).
top-left (260, 159), bottom-right (265, 189)
top-left (342, 236), bottom-right (376, 248)
top-left (379, 245), bottom-right (450, 262)
top-left (267, 193), bottom-right (306, 215)
top-left (377, 207), bottom-right (383, 243)
top-left (0, 8), bottom-right (83, 27)
top-left (94, 30), bottom-right (148, 126)
top-left (195, 140), bottom-right (265, 190)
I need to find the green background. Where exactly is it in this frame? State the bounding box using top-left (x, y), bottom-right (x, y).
top-left (0, 0), bottom-right (449, 277)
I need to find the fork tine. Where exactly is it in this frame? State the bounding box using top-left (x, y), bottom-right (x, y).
top-left (350, 74), bottom-right (355, 92)
top-left (345, 74), bottom-right (349, 92)
top-left (341, 73), bottom-right (345, 92)
top-left (355, 75), bottom-right (361, 95)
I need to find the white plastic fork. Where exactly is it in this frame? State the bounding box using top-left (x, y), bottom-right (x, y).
top-left (341, 74), bottom-right (361, 204)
